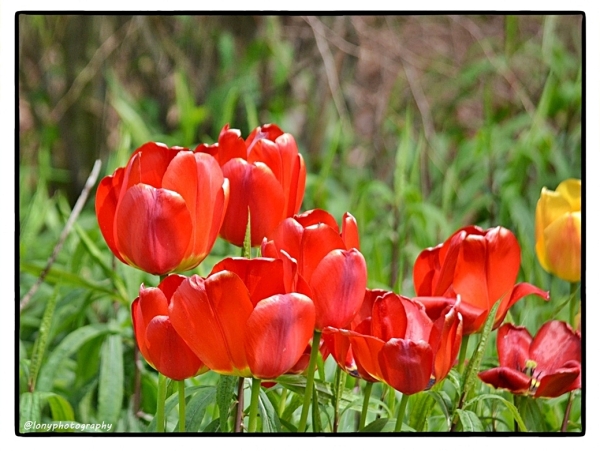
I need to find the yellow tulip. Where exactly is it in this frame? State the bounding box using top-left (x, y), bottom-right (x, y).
top-left (535, 178), bottom-right (581, 282)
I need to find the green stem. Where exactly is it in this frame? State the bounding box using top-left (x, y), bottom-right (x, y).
top-left (178, 380), bottom-right (186, 432)
top-left (457, 334), bottom-right (470, 375)
top-left (156, 373), bottom-right (168, 432)
top-left (512, 394), bottom-right (520, 432)
top-left (394, 392), bottom-right (409, 432)
top-left (298, 330), bottom-right (322, 432)
top-left (247, 378), bottom-right (262, 433)
top-left (387, 385), bottom-right (396, 417)
top-left (561, 391), bottom-right (574, 432)
top-left (359, 381), bottom-right (374, 431)
top-left (278, 387), bottom-right (288, 418)
top-left (569, 282), bottom-right (579, 330)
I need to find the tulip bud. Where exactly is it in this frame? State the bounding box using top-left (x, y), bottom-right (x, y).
top-left (535, 178), bottom-right (581, 282)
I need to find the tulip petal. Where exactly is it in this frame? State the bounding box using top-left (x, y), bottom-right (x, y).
top-left (157, 274), bottom-right (187, 302)
top-left (478, 367), bottom-right (531, 395)
top-left (247, 138), bottom-right (282, 184)
top-left (245, 293), bottom-right (315, 379)
top-left (115, 184), bottom-right (192, 275)
top-left (347, 331), bottom-right (386, 381)
top-left (131, 297), bottom-right (150, 363)
top-left (543, 212), bottom-right (581, 282)
top-left (556, 179), bottom-right (581, 211)
top-left (95, 167), bottom-right (126, 263)
top-left (371, 293), bottom-right (408, 341)
top-left (220, 159), bottom-right (285, 246)
top-left (300, 223), bottom-right (346, 283)
top-left (535, 362), bottom-right (581, 398)
top-left (294, 209), bottom-right (340, 232)
top-left (530, 321), bottom-right (581, 375)
top-left (210, 257), bottom-right (289, 306)
top-left (216, 125), bottom-right (247, 166)
top-left (342, 212), bottom-right (360, 251)
top-left (496, 323), bottom-right (532, 370)
top-left (133, 142), bottom-right (181, 188)
top-left (379, 339), bottom-right (433, 395)
top-left (428, 305), bottom-right (462, 381)
top-left (169, 273), bottom-right (253, 376)
top-left (145, 316), bottom-right (205, 380)
top-left (500, 283), bottom-right (550, 328)
top-left (310, 248), bottom-right (367, 330)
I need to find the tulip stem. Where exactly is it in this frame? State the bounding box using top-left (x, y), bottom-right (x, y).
top-left (387, 385), bottom-right (396, 417)
top-left (178, 380), bottom-right (186, 432)
top-left (359, 381), bottom-right (374, 431)
top-left (457, 334), bottom-right (470, 375)
top-left (561, 391), bottom-right (575, 432)
top-left (298, 329), bottom-right (322, 432)
top-left (156, 373), bottom-right (167, 432)
top-left (234, 377), bottom-right (245, 432)
top-left (569, 282), bottom-right (579, 330)
top-left (247, 378), bottom-right (261, 433)
top-left (393, 392), bottom-right (409, 432)
top-left (278, 387), bottom-right (288, 418)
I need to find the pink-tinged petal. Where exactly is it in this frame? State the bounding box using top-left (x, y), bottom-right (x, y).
top-left (115, 184), bottom-right (192, 275)
top-left (483, 227), bottom-right (521, 311)
top-left (220, 159), bottom-right (285, 246)
top-left (371, 293), bottom-right (408, 341)
top-left (347, 331), bottom-right (386, 381)
top-left (341, 212), bottom-right (360, 251)
top-left (478, 367), bottom-right (531, 395)
top-left (496, 323), bottom-right (532, 370)
top-left (428, 304), bottom-right (462, 381)
top-left (210, 257), bottom-right (289, 306)
top-left (145, 316), bottom-right (205, 380)
top-left (300, 223), bottom-right (346, 283)
top-left (535, 361), bottom-right (581, 398)
top-left (530, 321), bottom-right (581, 374)
top-left (245, 293), bottom-right (315, 379)
top-left (246, 123), bottom-right (284, 145)
top-left (169, 273), bottom-right (252, 376)
top-left (162, 152), bottom-right (227, 266)
top-left (95, 168), bottom-right (126, 263)
top-left (379, 339), bottom-right (433, 395)
top-left (294, 209), bottom-right (340, 232)
top-left (310, 248), bottom-right (367, 330)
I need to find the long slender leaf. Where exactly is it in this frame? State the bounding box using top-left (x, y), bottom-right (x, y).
top-left (28, 287), bottom-right (59, 391)
top-left (97, 333), bottom-right (124, 428)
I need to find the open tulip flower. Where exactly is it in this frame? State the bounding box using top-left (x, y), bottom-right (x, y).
top-left (167, 257), bottom-right (315, 380)
top-left (261, 209), bottom-right (367, 331)
top-left (132, 274), bottom-right (207, 381)
top-left (96, 142), bottom-right (229, 275)
top-left (535, 178), bottom-right (581, 282)
top-left (413, 225), bottom-right (550, 335)
top-left (324, 292), bottom-right (463, 395)
top-left (478, 321), bottom-right (581, 398)
top-left (195, 123), bottom-right (306, 247)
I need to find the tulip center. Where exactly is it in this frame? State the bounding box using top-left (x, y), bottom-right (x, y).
top-left (518, 359), bottom-right (543, 395)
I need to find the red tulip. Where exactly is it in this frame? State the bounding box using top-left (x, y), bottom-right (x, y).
top-left (168, 258), bottom-right (315, 380)
top-left (413, 225), bottom-right (549, 335)
top-left (261, 209), bottom-right (367, 331)
top-left (195, 124), bottom-right (306, 247)
top-left (478, 321), bottom-right (581, 398)
top-left (96, 142), bottom-right (229, 275)
top-left (324, 292), bottom-right (463, 394)
top-left (132, 275), bottom-right (207, 380)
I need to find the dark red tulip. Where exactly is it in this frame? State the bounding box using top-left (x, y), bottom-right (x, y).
top-left (168, 258), bottom-right (315, 380)
top-left (131, 274), bottom-right (207, 380)
top-left (413, 225), bottom-right (549, 335)
top-left (478, 321), bottom-right (581, 398)
top-left (196, 124), bottom-right (306, 247)
top-left (96, 142), bottom-right (229, 275)
top-left (262, 209), bottom-right (367, 330)
top-left (324, 292), bottom-right (463, 394)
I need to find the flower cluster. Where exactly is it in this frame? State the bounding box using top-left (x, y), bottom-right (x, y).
top-left (95, 123), bottom-right (581, 432)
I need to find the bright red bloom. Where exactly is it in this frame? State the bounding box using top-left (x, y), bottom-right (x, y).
top-left (413, 225), bottom-right (549, 335)
top-left (478, 321), bottom-right (581, 398)
top-left (132, 275), bottom-right (207, 380)
top-left (261, 209), bottom-right (367, 331)
top-left (96, 142), bottom-right (229, 275)
top-left (196, 124), bottom-right (306, 247)
top-left (324, 292), bottom-right (463, 394)
top-left (168, 258), bottom-right (315, 380)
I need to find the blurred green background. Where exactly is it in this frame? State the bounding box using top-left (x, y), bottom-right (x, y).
top-left (18, 14), bottom-right (582, 433)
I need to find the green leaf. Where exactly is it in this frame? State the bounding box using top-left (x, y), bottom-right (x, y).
top-left (455, 409), bottom-right (485, 432)
top-left (182, 386), bottom-right (216, 432)
top-left (202, 419), bottom-right (221, 432)
top-left (258, 390), bottom-right (281, 432)
top-left (408, 391), bottom-right (435, 432)
top-left (425, 390), bottom-right (453, 430)
top-left (28, 286), bottom-right (59, 391)
top-left (97, 333), bottom-right (124, 428)
top-left (43, 392), bottom-right (75, 421)
top-left (464, 394), bottom-right (528, 432)
top-left (37, 324), bottom-right (110, 392)
top-left (362, 418), bottom-right (390, 432)
top-left (19, 391), bottom-right (41, 434)
top-left (216, 375), bottom-right (238, 432)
